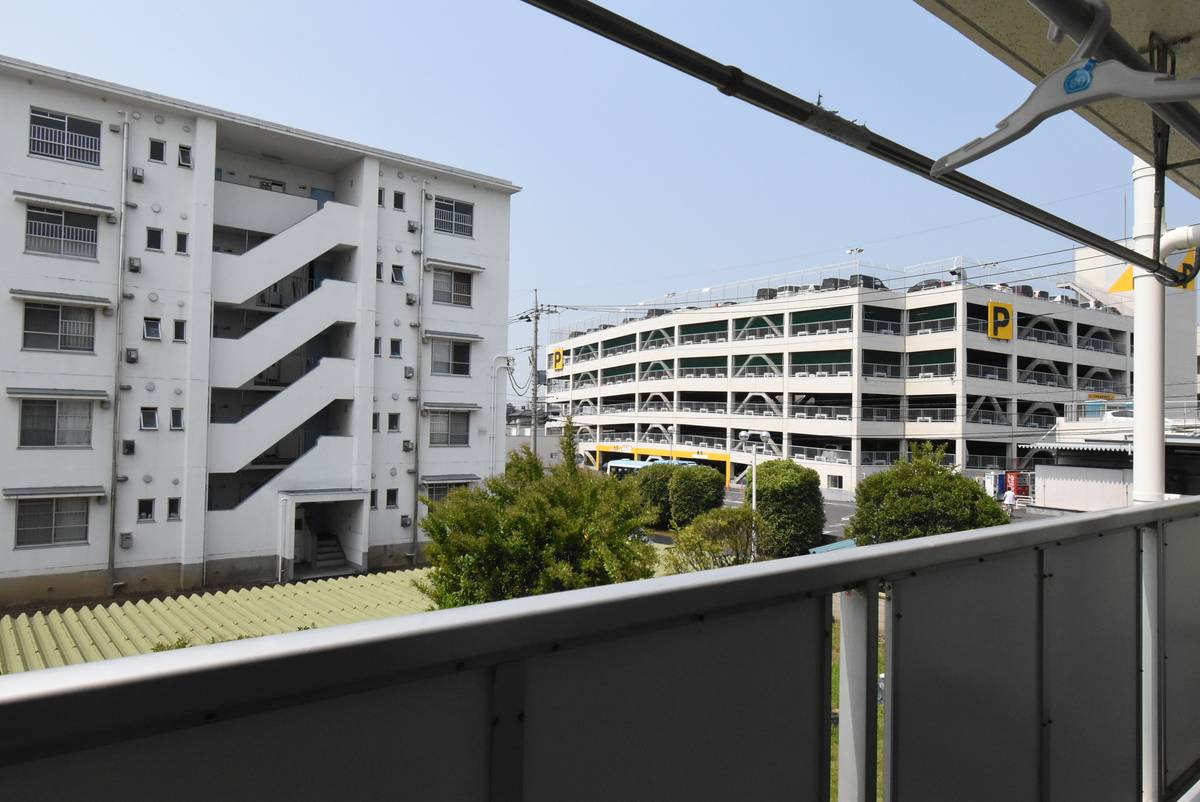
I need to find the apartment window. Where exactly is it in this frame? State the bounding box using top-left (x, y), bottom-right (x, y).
top-left (173, 320), bottom-right (187, 342)
top-left (167, 497), bottom-right (181, 520)
top-left (178, 144), bottom-right (193, 168)
top-left (386, 488), bottom-right (398, 508)
top-left (391, 264), bottom-right (404, 284)
top-left (393, 191), bottom-right (405, 211)
top-left (373, 337), bottom-right (381, 357)
top-left (175, 232), bottom-right (189, 254)
top-left (827, 475), bottom-right (844, 490)
top-left (433, 196), bottom-right (474, 236)
top-left (429, 410), bottom-right (470, 446)
top-left (371, 412), bottom-right (380, 432)
top-left (143, 317), bottom-right (161, 340)
top-left (25, 206), bottom-right (98, 258)
top-left (426, 482), bottom-right (469, 502)
top-left (376, 262), bottom-right (383, 282)
top-left (369, 489), bottom-right (378, 510)
top-left (378, 187), bottom-right (385, 207)
top-left (432, 268), bottom-right (472, 306)
top-left (388, 413), bottom-right (400, 432)
top-left (15, 497), bottom-right (88, 547)
top-left (137, 498), bottom-right (154, 522)
top-left (146, 227), bottom-right (163, 251)
top-left (139, 407), bottom-right (159, 431)
top-left (23, 303), bottom-right (95, 352)
top-left (432, 340), bottom-right (471, 376)
top-left (170, 408), bottom-right (184, 430)
top-left (149, 139), bottom-right (165, 163)
top-left (390, 338), bottom-right (402, 358)
top-left (29, 108), bottom-right (100, 166)
top-left (19, 399), bottom-right (92, 447)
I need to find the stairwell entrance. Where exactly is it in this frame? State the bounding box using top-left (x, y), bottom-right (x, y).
top-left (290, 498), bottom-right (365, 581)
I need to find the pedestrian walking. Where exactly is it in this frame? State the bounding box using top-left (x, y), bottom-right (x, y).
top-left (1003, 487), bottom-right (1017, 516)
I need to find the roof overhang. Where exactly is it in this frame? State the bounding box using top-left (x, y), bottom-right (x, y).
top-left (424, 257), bottom-right (485, 273)
top-left (7, 387), bottom-right (109, 401)
top-left (422, 329), bottom-right (485, 343)
top-left (420, 474), bottom-right (481, 484)
top-left (10, 288), bottom-right (112, 308)
top-left (916, 0), bottom-right (1200, 198)
top-left (3, 485), bottom-right (106, 499)
top-left (13, 189), bottom-right (116, 216)
top-left (422, 401), bottom-right (483, 412)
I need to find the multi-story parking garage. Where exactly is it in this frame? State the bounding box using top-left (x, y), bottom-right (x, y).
top-left (545, 261), bottom-right (1156, 493)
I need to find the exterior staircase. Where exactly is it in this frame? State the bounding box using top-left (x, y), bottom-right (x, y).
top-left (313, 534), bottom-right (347, 570)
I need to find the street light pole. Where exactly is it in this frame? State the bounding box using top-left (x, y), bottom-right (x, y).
top-left (739, 429), bottom-right (770, 562)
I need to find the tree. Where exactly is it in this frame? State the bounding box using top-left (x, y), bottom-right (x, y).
top-left (667, 465), bottom-right (725, 528)
top-left (416, 443), bottom-right (657, 608)
top-left (749, 460), bottom-right (825, 557)
top-left (848, 443), bottom-right (1009, 546)
top-left (663, 506), bottom-right (766, 574)
top-left (635, 462), bottom-right (680, 529)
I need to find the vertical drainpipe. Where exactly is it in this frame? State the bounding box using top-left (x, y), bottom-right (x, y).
top-left (408, 181), bottom-right (429, 564)
top-left (106, 113), bottom-right (131, 595)
top-left (1131, 156), bottom-right (1164, 505)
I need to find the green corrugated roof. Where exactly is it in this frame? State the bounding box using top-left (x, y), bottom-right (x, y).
top-left (0, 569), bottom-right (434, 675)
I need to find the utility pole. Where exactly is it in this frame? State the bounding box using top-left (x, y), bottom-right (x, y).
top-left (531, 288), bottom-right (539, 457)
top-left (513, 291), bottom-right (560, 461)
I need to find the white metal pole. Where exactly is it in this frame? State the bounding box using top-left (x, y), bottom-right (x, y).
top-left (750, 446), bottom-right (758, 562)
top-left (1131, 156), bottom-right (1165, 505)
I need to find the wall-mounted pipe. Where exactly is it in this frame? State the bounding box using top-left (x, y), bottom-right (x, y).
top-left (106, 113), bottom-right (130, 596)
top-left (409, 181), bottom-right (430, 564)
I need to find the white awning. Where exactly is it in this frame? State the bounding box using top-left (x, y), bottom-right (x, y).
top-left (10, 288), bottom-right (113, 308)
top-left (3, 485), bottom-right (106, 499)
top-left (7, 387), bottom-right (109, 401)
top-left (422, 329), bottom-right (484, 343)
top-left (424, 257), bottom-right (485, 273)
top-left (13, 189), bottom-right (116, 216)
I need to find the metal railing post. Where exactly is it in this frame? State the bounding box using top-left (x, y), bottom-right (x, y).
top-left (838, 580), bottom-right (879, 801)
top-left (1142, 522), bottom-right (1163, 801)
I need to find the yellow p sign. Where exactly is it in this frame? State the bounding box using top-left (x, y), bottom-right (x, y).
top-left (551, 348), bottom-right (565, 371)
top-left (988, 301), bottom-right (1013, 340)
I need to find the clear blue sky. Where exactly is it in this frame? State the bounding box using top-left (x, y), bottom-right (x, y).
top-left (5, 1), bottom-right (1198, 395)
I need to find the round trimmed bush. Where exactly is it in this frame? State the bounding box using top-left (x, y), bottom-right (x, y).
top-left (668, 465), bottom-right (725, 528)
top-left (635, 462), bottom-right (681, 529)
top-left (749, 460), bottom-right (825, 557)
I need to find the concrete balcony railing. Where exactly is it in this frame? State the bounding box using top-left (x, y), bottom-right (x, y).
top-left (734, 324), bottom-right (783, 341)
top-left (905, 363), bottom-right (955, 379)
top-left (792, 363), bottom-right (852, 378)
top-left (790, 405), bottom-right (852, 421)
top-left (733, 402), bottom-right (784, 417)
top-left (1077, 335), bottom-right (1127, 355)
top-left (1018, 412), bottom-right (1057, 429)
top-left (640, 337), bottom-right (675, 351)
top-left (638, 402), bottom-right (674, 413)
top-left (602, 343), bottom-right (636, 358)
top-left (677, 434), bottom-right (726, 450)
top-left (965, 454), bottom-right (1007, 469)
top-left (598, 402), bottom-right (635, 415)
top-left (679, 331), bottom-right (728, 346)
top-left (678, 401), bottom-right (726, 414)
top-left (212, 201), bottom-right (358, 305)
top-left (210, 279), bottom-right (357, 390)
top-left (1017, 369), bottom-right (1070, 388)
top-left (1018, 326), bottom-right (1071, 347)
top-left (792, 319), bottom-right (852, 337)
top-left (2, 499), bottom-right (1199, 800)
top-left (790, 444), bottom-right (851, 463)
top-left (860, 319), bottom-right (901, 335)
top-left (1079, 376), bottom-right (1128, 395)
top-left (860, 406), bottom-right (902, 422)
top-left (906, 317), bottom-right (955, 335)
top-left (860, 449), bottom-right (900, 466)
top-left (678, 366), bottom-right (727, 379)
top-left (965, 362), bottom-right (1010, 381)
top-left (966, 409), bottom-right (1012, 426)
top-left (907, 407), bottom-right (956, 423)
top-left (863, 362), bottom-right (902, 379)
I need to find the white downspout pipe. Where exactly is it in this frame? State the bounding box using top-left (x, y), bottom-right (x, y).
top-left (490, 355), bottom-right (513, 475)
top-left (107, 112), bottom-right (130, 595)
top-left (1131, 157), bottom-right (1164, 505)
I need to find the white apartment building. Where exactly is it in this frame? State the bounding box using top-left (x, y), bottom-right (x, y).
top-left (545, 257), bottom-right (1194, 496)
top-left (0, 57), bottom-right (517, 608)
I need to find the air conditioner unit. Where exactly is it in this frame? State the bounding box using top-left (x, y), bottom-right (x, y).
top-left (407, 220), bottom-right (419, 233)
top-left (131, 166), bottom-right (144, 183)
top-left (816, 371), bottom-right (829, 377)
top-left (815, 413), bottom-right (828, 420)
top-left (402, 439), bottom-right (414, 452)
top-left (794, 412), bottom-right (808, 419)
top-left (404, 366), bottom-right (415, 379)
top-left (836, 327), bottom-right (850, 334)
top-left (125, 348), bottom-right (139, 364)
top-left (836, 414), bottom-right (850, 421)
top-left (122, 439), bottom-right (135, 455)
top-left (916, 416), bottom-right (933, 423)
top-left (919, 372), bottom-right (934, 379)
top-left (796, 330), bottom-right (809, 336)
top-left (127, 257), bottom-right (141, 272)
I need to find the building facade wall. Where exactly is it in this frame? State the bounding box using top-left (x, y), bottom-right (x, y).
top-left (0, 58), bottom-right (515, 608)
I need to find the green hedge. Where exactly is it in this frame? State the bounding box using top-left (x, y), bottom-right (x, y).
top-left (668, 465), bottom-right (725, 528)
top-left (635, 463), bottom-right (680, 529)
top-left (750, 460), bottom-right (825, 556)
